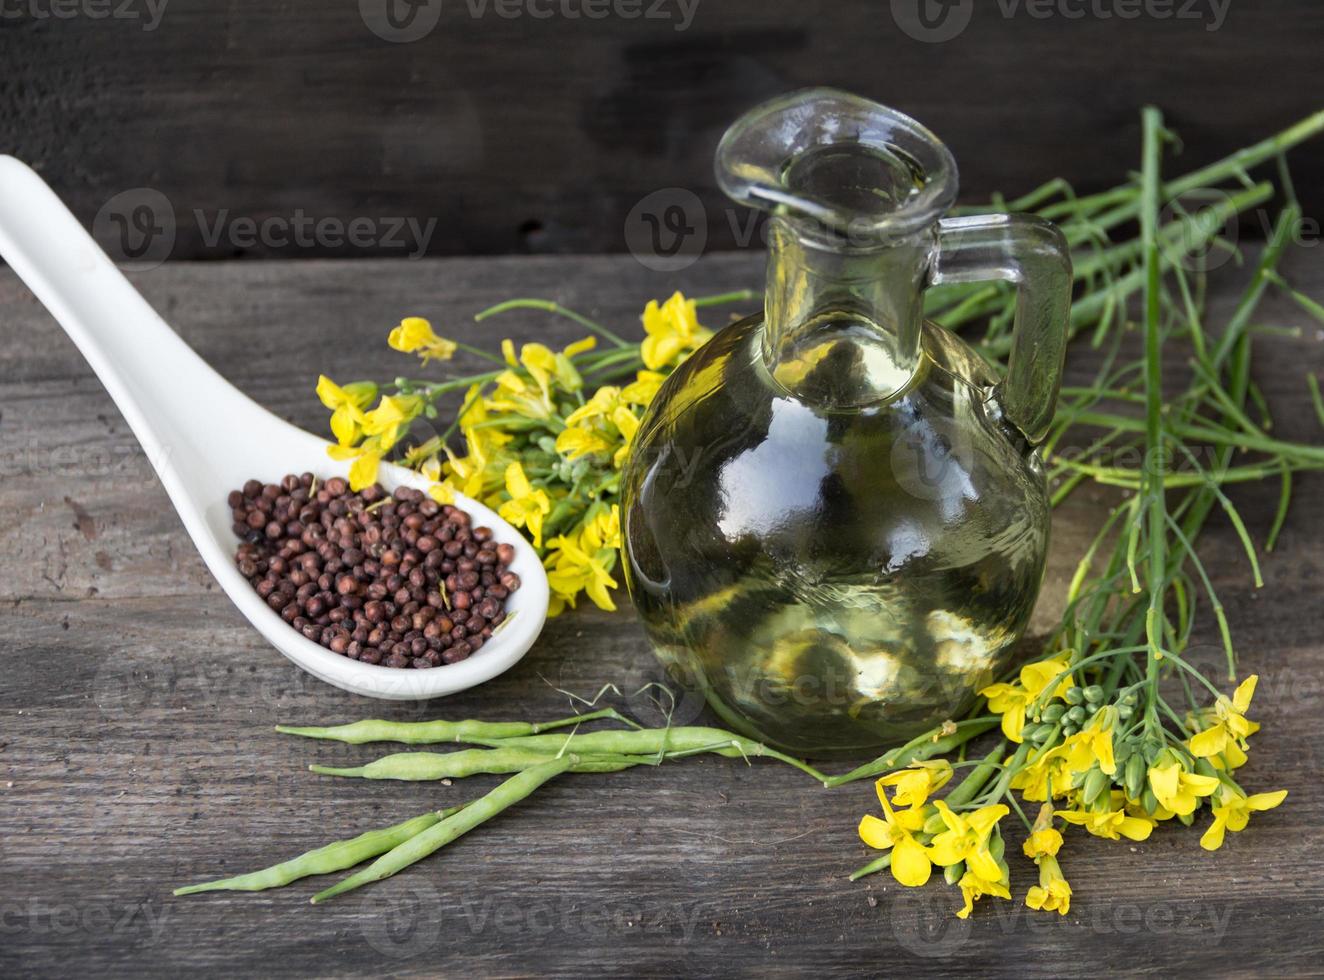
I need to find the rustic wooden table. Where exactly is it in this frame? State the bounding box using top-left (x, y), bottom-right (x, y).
top-left (2, 250), bottom-right (1321, 977)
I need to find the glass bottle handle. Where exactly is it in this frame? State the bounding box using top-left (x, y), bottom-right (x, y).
top-left (930, 214), bottom-right (1072, 445)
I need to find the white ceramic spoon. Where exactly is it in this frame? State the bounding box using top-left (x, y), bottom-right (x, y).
top-left (0, 156), bottom-right (549, 700)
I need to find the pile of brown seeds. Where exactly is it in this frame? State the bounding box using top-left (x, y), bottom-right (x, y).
top-left (228, 473), bottom-right (520, 669)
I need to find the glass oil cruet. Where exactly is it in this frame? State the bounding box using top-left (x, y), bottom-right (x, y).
top-left (621, 89), bottom-right (1072, 755)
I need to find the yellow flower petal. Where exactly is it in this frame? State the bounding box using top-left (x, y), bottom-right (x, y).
top-left (889, 836), bottom-right (933, 888)
top-left (858, 814), bottom-right (895, 850)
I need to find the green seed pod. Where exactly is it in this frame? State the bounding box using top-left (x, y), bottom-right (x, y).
top-left (1083, 685), bottom-right (1105, 704)
top-left (1041, 703), bottom-right (1066, 724)
top-left (1193, 757), bottom-right (1219, 780)
top-left (923, 810), bottom-right (947, 836)
top-left (1125, 753), bottom-right (1146, 800)
top-left (944, 861), bottom-right (965, 886)
top-left (1066, 706), bottom-right (1087, 725)
top-left (989, 827), bottom-right (1006, 864)
top-left (1141, 787), bottom-right (1160, 815)
top-left (1065, 687), bottom-right (1085, 706)
top-left (1082, 767), bottom-right (1110, 806)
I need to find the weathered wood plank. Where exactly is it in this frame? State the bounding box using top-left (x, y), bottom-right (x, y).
top-left (2, 1), bottom-right (1322, 259)
top-left (1, 250), bottom-right (1322, 977)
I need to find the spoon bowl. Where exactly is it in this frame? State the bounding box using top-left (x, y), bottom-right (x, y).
top-left (0, 156), bottom-right (549, 700)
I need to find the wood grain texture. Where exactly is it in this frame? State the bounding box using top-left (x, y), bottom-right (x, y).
top-left (0, 0), bottom-right (1321, 260)
top-left (1, 249), bottom-right (1323, 977)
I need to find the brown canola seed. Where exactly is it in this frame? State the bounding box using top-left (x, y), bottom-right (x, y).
top-left (228, 474), bottom-right (521, 669)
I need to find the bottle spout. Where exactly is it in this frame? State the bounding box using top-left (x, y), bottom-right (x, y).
top-left (717, 91), bottom-right (960, 408)
top-left (715, 88), bottom-right (958, 248)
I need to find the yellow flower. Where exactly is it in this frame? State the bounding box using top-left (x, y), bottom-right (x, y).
top-left (387, 316), bottom-right (458, 363)
top-left (1011, 744), bottom-right (1074, 802)
top-left (640, 292), bottom-right (711, 370)
top-left (980, 657), bottom-right (1074, 743)
top-left (362, 394), bottom-right (424, 451)
top-left (403, 435), bottom-right (444, 471)
top-left (1062, 711), bottom-right (1117, 776)
top-left (1023, 805), bottom-right (1064, 859)
top-left (857, 792), bottom-right (934, 888)
top-left (497, 462), bottom-right (552, 547)
top-left (1056, 791), bottom-right (1155, 841)
top-left (556, 385), bottom-right (642, 467)
top-left (956, 869), bottom-right (1011, 920)
top-left (327, 438), bottom-right (384, 492)
top-left (583, 504), bottom-right (621, 552)
top-left (564, 386), bottom-right (623, 428)
top-left (1148, 762), bottom-right (1220, 817)
top-left (621, 369), bottom-right (666, 405)
top-left (611, 406), bottom-right (641, 468)
top-left (316, 375), bottom-right (376, 447)
top-left (441, 428), bottom-right (502, 500)
top-left (876, 761), bottom-right (953, 809)
top-left (1199, 785), bottom-right (1287, 851)
top-left (1025, 855), bottom-right (1071, 916)
top-left (490, 364), bottom-right (555, 420)
top-left (927, 801), bottom-right (1008, 882)
top-left (555, 425), bottom-right (615, 460)
top-left (545, 522), bottom-right (619, 612)
top-left (1190, 676), bottom-right (1259, 760)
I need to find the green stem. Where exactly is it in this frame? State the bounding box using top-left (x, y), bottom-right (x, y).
top-left (474, 299), bottom-right (632, 348)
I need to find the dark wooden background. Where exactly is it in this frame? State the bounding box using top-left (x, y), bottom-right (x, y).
top-left (1, 0), bottom-right (1322, 260)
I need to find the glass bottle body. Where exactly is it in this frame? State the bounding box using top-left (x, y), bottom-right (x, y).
top-left (622, 309), bottom-right (1049, 755)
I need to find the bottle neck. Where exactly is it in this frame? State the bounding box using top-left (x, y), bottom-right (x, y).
top-left (761, 217), bottom-right (933, 409)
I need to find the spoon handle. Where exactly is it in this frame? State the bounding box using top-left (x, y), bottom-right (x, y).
top-left (0, 156), bottom-right (281, 484)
